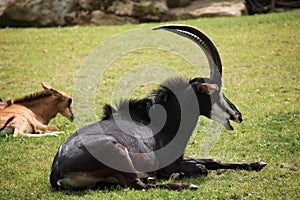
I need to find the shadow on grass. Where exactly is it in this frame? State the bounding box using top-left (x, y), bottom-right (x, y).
top-left (50, 176), bottom-right (208, 196)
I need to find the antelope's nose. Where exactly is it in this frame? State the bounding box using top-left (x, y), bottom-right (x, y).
top-left (231, 114), bottom-right (242, 123)
top-left (237, 115), bottom-right (242, 123)
top-left (69, 114), bottom-right (75, 122)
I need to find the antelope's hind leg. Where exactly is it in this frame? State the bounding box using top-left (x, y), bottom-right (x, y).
top-left (10, 118), bottom-right (30, 137)
top-left (105, 141), bottom-right (198, 190)
top-left (99, 141), bottom-right (148, 190)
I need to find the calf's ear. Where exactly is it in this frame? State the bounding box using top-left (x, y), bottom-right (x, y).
top-left (41, 83), bottom-right (64, 100)
top-left (41, 82), bottom-right (52, 92)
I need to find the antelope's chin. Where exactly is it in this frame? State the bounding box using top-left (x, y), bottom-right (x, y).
top-left (223, 120), bottom-right (234, 130)
top-left (68, 115), bottom-right (74, 122)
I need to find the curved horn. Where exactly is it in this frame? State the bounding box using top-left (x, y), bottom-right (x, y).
top-left (153, 24), bottom-right (222, 86)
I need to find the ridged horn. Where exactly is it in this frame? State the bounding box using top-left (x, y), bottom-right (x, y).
top-left (153, 24), bottom-right (222, 86)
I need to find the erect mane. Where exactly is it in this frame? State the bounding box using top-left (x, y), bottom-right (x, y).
top-left (13, 91), bottom-right (52, 104)
top-left (101, 77), bottom-right (189, 121)
top-left (150, 76), bottom-right (189, 104)
top-left (102, 98), bottom-right (152, 122)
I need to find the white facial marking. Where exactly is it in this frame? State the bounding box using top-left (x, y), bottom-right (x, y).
top-left (210, 103), bottom-right (229, 124)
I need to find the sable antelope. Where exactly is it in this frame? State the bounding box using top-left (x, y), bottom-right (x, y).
top-left (0, 83), bottom-right (74, 137)
top-left (50, 25), bottom-right (266, 191)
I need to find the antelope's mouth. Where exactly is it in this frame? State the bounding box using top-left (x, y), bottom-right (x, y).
top-left (223, 119), bottom-right (234, 130)
top-left (69, 114), bottom-right (75, 122)
top-left (224, 114), bottom-right (242, 130)
top-left (210, 104), bottom-right (237, 130)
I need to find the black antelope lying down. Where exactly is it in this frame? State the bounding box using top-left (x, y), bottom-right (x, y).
top-left (50, 25), bottom-right (266, 191)
top-left (0, 83), bottom-right (74, 137)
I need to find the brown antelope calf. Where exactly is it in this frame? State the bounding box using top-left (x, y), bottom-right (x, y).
top-left (0, 83), bottom-right (74, 137)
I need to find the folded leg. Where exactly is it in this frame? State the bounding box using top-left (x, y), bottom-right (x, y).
top-left (183, 158), bottom-right (267, 171)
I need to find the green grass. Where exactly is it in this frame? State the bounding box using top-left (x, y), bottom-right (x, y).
top-left (0, 11), bottom-right (299, 199)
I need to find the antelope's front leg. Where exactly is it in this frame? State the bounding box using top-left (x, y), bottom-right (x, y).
top-left (157, 159), bottom-right (208, 180)
top-left (35, 122), bottom-right (58, 132)
top-left (183, 158), bottom-right (267, 171)
top-left (32, 122), bottom-right (63, 137)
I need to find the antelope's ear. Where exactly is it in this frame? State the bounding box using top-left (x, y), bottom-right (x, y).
top-left (41, 82), bottom-right (52, 92)
top-left (51, 89), bottom-right (65, 100)
top-left (41, 83), bottom-right (64, 99)
top-left (199, 83), bottom-right (219, 95)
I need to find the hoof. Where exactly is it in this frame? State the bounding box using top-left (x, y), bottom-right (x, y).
top-left (177, 183), bottom-right (198, 190)
top-left (188, 184), bottom-right (198, 190)
top-left (147, 177), bottom-right (156, 184)
top-left (248, 161), bottom-right (267, 171)
top-left (169, 172), bottom-right (184, 180)
top-left (256, 161), bottom-right (267, 171)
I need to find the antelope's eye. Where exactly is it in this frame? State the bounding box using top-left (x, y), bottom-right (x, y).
top-left (68, 98), bottom-right (72, 105)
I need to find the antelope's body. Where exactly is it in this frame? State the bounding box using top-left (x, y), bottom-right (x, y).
top-left (50, 25), bottom-right (266, 190)
top-left (0, 83), bottom-right (74, 137)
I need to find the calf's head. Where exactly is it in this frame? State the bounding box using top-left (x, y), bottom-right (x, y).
top-left (41, 83), bottom-right (74, 122)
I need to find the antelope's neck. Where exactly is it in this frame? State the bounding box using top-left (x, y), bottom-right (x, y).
top-left (21, 98), bottom-right (59, 125)
top-left (156, 88), bottom-right (200, 151)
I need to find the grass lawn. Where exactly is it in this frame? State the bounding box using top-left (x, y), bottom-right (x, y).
top-left (0, 11), bottom-right (299, 199)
